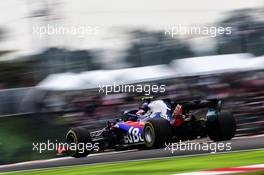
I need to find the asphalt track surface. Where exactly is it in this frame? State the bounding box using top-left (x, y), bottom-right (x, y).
top-left (0, 135), bottom-right (264, 173)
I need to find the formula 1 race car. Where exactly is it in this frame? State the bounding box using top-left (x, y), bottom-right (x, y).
top-left (65, 99), bottom-right (236, 158)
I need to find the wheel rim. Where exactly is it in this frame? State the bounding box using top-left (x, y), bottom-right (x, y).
top-left (144, 125), bottom-right (154, 144)
top-left (67, 133), bottom-right (78, 155)
top-left (67, 134), bottom-right (76, 144)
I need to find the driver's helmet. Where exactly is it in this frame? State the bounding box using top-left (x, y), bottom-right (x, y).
top-left (137, 96), bottom-right (153, 115)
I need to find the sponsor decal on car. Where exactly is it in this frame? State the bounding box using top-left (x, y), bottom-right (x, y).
top-left (123, 127), bottom-right (144, 144)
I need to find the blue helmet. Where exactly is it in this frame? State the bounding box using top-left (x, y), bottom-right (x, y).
top-left (139, 96), bottom-right (153, 112)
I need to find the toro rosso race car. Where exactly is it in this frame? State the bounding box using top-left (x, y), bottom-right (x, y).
top-left (65, 98), bottom-right (236, 158)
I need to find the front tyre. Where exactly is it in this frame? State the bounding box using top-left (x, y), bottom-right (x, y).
top-left (143, 118), bottom-right (172, 148)
top-left (66, 127), bottom-right (91, 158)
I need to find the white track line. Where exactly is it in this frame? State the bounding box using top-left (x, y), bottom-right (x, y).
top-left (233, 134), bottom-right (264, 140)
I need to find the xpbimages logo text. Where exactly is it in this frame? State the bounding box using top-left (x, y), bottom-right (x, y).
top-left (164, 141), bottom-right (232, 154)
top-left (98, 82), bottom-right (166, 95)
top-left (32, 140), bottom-right (99, 154)
top-left (32, 24), bottom-right (100, 38)
top-left (165, 24), bottom-right (232, 38)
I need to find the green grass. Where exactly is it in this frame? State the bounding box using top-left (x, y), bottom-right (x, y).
top-left (3, 150), bottom-right (264, 175)
top-left (235, 172), bottom-right (264, 175)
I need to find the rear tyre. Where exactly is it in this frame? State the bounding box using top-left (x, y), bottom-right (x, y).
top-left (207, 111), bottom-right (236, 142)
top-left (66, 127), bottom-right (92, 158)
top-left (143, 118), bottom-right (172, 148)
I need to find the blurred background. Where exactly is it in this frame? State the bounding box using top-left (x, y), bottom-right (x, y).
top-left (0, 0), bottom-right (264, 164)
